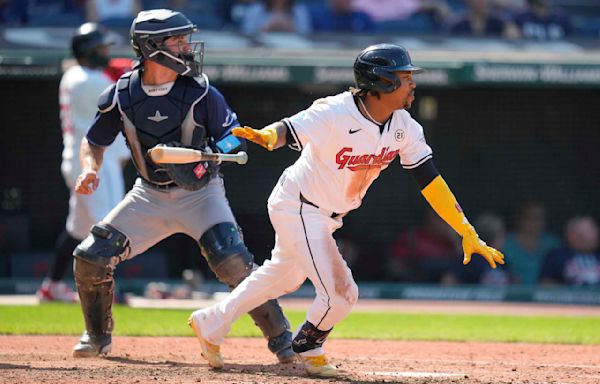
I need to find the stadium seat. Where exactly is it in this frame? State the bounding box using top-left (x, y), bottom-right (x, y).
top-left (376, 12), bottom-right (439, 35)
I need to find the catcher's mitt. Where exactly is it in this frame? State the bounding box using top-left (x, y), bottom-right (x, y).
top-left (159, 142), bottom-right (216, 191)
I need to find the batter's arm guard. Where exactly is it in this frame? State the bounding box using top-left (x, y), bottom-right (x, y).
top-left (232, 122), bottom-right (287, 151)
top-left (421, 175), bottom-right (505, 269)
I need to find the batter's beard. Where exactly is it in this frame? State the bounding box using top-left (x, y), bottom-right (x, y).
top-left (404, 94), bottom-right (415, 109)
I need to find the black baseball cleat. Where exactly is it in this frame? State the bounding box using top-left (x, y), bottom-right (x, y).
top-left (72, 331), bottom-right (112, 357)
top-left (268, 330), bottom-right (295, 363)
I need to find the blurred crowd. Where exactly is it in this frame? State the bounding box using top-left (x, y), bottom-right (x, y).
top-left (1, 0), bottom-right (600, 40)
top-left (376, 201), bottom-right (600, 287)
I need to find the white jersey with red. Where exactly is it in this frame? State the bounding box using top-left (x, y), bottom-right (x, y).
top-left (59, 65), bottom-right (130, 239)
top-left (281, 90), bottom-right (432, 214)
top-left (195, 91), bottom-right (434, 350)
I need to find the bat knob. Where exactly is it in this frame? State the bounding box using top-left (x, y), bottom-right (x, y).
top-left (237, 151), bottom-right (248, 165)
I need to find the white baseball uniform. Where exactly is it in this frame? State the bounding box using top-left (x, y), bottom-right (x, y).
top-left (59, 65), bottom-right (130, 240)
top-left (197, 91), bottom-right (432, 345)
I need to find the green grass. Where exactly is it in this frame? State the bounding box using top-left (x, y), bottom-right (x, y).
top-left (1, 303), bottom-right (599, 344)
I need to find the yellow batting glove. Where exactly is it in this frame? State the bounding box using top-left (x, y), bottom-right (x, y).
top-left (232, 126), bottom-right (278, 151)
top-left (461, 223), bottom-right (505, 269)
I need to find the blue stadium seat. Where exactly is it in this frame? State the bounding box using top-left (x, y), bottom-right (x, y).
top-left (376, 12), bottom-right (439, 35)
top-left (572, 15), bottom-right (600, 38)
top-left (140, 0), bottom-right (224, 30)
top-left (26, 0), bottom-right (84, 27)
top-left (187, 12), bottom-right (224, 30)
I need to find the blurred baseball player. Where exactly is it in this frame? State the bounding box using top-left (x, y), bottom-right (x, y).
top-left (188, 43), bottom-right (505, 376)
top-left (37, 23), bottom-right (130, 303)
top-left (71, 9), bottom-right (293, 362)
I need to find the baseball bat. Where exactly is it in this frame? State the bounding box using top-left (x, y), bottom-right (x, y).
top-left (148, 146), bottom-right (248, 165)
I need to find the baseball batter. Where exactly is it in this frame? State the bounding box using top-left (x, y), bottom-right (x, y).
top-left (189, 44), bottom-right (505, 377)
top-left (71, 9), bottom-right (293, 363)
top-left (38, 23), bottom-right (130, 303)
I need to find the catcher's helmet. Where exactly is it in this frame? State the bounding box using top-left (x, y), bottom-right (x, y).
top-left (71, 22), bottom-right (112, 68)
top-left (130, 9), bottom-right (203, 77)
top-left (354, 44), bottom-right (423, 93)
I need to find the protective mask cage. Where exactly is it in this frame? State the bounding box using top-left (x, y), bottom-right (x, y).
top-left (148, 34), bottom-right (204, 77)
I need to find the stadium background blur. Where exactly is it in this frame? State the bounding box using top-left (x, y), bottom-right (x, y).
top-left (1, 0), bottom-right (599, 301)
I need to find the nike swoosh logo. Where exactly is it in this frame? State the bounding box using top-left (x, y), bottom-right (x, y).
top-left (349, 128), bottom-right (361, 134)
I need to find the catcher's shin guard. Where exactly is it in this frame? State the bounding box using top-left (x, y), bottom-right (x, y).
top-left (200, 223), bottom-right (293, 362)
top-left (266, 325), bottom-right (295, 363)
top-left (73, 257), bottom-right (115, 337)
top-left (72, 224), bottom-right (128, 356)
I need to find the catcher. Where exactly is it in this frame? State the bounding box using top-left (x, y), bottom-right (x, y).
top-left (71, 9), bottom-right (294, 363)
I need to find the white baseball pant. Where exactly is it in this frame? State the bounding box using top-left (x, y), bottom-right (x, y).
top-left (197, 172), bottom-right (359, 345)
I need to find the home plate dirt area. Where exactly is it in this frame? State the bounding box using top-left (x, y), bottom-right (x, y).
top-left (1, 335), bottom-right (599, 384)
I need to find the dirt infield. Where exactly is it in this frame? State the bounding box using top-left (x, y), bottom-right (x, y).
top-left (2, 300), bottom-right (599, 383)
top-left (1, 335), bottom-right (599, 384)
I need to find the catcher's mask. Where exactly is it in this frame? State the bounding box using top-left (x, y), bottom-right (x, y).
top-left (130, 9), bottom-right (204, 77)
top-left (71, 22), bottom-right (112, 69)
top-left (353, 43), bottom-right (423, 93)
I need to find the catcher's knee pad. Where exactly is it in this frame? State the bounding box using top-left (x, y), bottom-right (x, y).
top-left (200, 222), bottom-right (291, 341)
top-left (199, 222), bottom-right (254, 288)
top-left (74, 223), bottom-right (130, 269)
top-left (292, 321), bottom-right (332, 353)
top-left (73, 223), bottom-right (128, 337)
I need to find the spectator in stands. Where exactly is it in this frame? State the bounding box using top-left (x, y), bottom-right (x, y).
top-left (0, 0), bottom-right (10, 23)
top-left (218, 0), bottom-right (259, 29)
top-left (503, 201), bottom-right (560, 285)
top-left (86, 0), bottom-right (141, 27)
top-left (386, 208), bottom-right (462, 284)
top-left (351, 0), bottom-right (451, 25)
top-left (3, 0), bottom-right (83, 26)
top-left (462, 212), bottom-right (512, 286)
top-left (539, 216), bottom-right (600, 286)
top-left (7, 0), bottom-right (28, 25)
top-left (447, 0), bottom-right (519, 38)
top-left (513, 0), bottom-right (571, 40)
top-left (310, 0), bottom-right (375, 33)
top-left (240, 0), bottom-right (312, 36)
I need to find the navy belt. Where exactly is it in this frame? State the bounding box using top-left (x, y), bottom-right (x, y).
top-left (299, 193), bottom-right (344, 219)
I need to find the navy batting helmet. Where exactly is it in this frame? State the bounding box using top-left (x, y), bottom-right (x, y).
top-left (130, 9), bottom-right (203, 77)
top-left (71, 22), bottom-right (112, 68)
top-left (354, 44), bottom-right (423, 93)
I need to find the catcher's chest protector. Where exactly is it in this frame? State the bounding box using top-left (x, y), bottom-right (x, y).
top-left (116, 70), bottom-right (209, 184)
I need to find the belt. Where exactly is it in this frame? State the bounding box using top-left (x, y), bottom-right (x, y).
top-left (299, 193), bottom-right (345, 219)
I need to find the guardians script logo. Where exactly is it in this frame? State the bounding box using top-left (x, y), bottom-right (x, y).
top-left (336, 147), bottom-right (399, 170)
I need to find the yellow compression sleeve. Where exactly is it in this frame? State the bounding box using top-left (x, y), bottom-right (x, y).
top-left (421, 175), bottom-right (468, 236)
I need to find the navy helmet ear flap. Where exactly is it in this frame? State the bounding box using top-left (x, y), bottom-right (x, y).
top-left (371, 66), bottom-right (403, 92)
